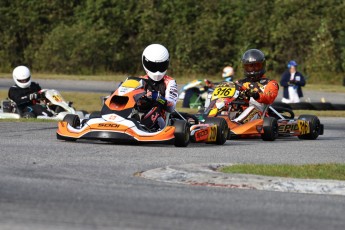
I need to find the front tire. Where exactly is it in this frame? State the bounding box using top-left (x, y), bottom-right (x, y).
top-left (173, 120), bottom-right (190, 147)
top-left (204, 117), bottom-right (229, 145)
top-left (261, 117), bottom-right (278, 141)
top-left (63, 114), bottom-right (80, 128)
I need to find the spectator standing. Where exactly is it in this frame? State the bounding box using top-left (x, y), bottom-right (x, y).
top-left (280, 60), bottom-right (306, 103)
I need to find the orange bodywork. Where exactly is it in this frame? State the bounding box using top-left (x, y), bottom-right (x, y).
top-left (57, 120), bottom-right (176, 142)
top-left (190, 124), bottom-right (217, 143)
top-left (218, 115), bottom-right (264, 137)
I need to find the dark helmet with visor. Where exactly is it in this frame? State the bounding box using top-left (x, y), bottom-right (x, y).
top-left (242, 49), bottom-right (266, 81)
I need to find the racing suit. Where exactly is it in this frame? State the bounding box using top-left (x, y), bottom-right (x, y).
top-left (8, 82), bottom-right (53, 117)
top-left (234, 76), bottom-right (279, 123)
top-left (138, 75), bottom-right (178, 129)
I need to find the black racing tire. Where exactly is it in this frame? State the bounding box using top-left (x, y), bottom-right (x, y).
top-left (89, 111), bottom-right (101, 119)
top-left (270, 106), bottom-right (295, 119)
top-left (63, 114), bottom-right (80, 128)
top-left (182, 88), bottom-right (201, 108)
top-left (297, 115), bottom-right (321, 140)
top-left (204, 117), bottom-right (229, 145)
top-left (22, 112), bottom-right (36, 118)
top-left (173, 120), bottom-right (190, 147)
top-left (261, 117), bottom-right (278, 141)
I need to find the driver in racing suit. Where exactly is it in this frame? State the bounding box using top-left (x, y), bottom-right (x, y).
top-left (8, 66), bottom-right (53, 118)
top-left (233, 49), bottom-right (279, 123)
top-left (137, 44), bottom-right (178, 130)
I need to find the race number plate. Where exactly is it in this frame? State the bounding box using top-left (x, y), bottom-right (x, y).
top-left (211, 87), bottom-right (236, 100)
top-left (52, 94), bottom-right (63, 102)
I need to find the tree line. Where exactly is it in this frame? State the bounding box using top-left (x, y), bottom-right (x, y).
top-left (0, 0), bottom-right (344, 83)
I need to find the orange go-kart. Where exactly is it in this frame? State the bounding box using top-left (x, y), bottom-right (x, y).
top-left (202, 81), bottom-right (324, 141)
top-left (57, 77), bottom-right (229, 147)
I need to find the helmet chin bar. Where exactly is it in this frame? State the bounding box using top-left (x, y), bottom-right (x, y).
top-left (15, 79), bottom-right (31, 88)
top-left (146, 68), bottom-right (166, 82)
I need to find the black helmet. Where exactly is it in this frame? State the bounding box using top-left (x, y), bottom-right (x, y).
top-left (241, 49), bottom-right (266, 81)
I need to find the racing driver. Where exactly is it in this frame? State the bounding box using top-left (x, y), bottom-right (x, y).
top-left (233, 49), bottom-right (279, 123)
top-left (137, 44), bottom-right (178, 130)
top-left (8, 65), bottom-right (53, 118)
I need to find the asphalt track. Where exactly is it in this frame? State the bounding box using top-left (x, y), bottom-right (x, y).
top-left (0, 117), bottom-right (345, 230)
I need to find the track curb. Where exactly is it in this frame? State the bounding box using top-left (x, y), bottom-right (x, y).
top-left (138, 163), bottom-right (345, 196)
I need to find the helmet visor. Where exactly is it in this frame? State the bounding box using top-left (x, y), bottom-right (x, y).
top-left (17, 76), bottom-right (31, 83)
top-left (243, 63), bottom-right (263, 73)
top-left (143, 57), bottom-right (169, 73)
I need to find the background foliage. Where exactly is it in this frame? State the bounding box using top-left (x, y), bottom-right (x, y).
top-left (0, 0), bottom-right (344, 83)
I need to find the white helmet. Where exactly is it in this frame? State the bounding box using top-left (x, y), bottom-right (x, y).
top-left (222, 66), bottom-right (234, 78)
top-left (13, 66), bottom-right (31, 88)
top-left (142, 44), bottom-right (169, 81)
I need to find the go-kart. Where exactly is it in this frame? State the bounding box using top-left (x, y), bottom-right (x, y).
top-left (0, 89), bottom-right (86, 120)
top-left (201, 81), bottom-right (324, 141)
top-left (179, 79), bottom-right (216, 108)
top-left (57, 77), bottom-right (228, 147)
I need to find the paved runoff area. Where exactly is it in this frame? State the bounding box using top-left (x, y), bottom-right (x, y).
top-left (139, 163), bottom-right (345, 196)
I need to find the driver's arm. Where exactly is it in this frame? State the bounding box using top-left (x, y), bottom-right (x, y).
top-left (256, 80), bottom-right (279, 105)
top-left (8, 83), bottom-right (42, 106)
top-left (164, 79), bottom-right (178, 112)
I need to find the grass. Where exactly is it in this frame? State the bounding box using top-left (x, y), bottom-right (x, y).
top-left (294, 110), bottom-right (345, 117)
top-left (304, 84), bottom-right (345, 93)
top-left (0, 72), bottom-right (219, 85)
top-left (220, 164), bottom-right (345, 181)
top-left (1, 90), bottom-right (345, 117)
top-left (2, 72), bottom-right (345, 92)
top-left (0, 90), bottom-right (105, 113)
top-left (0, 72), bottom-right (127, 82)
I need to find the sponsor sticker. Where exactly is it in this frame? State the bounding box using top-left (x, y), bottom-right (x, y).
top-left (297, 120), bottom-right (310, 135)
top-left (207, 126), bottom-right (217, 142)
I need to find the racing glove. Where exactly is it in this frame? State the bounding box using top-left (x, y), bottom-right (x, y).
top-left (29, 93), bottom-right (38, 100)
top-left (245, 89), bottom-right (260, 100)
top-left (155, 96), bottom-right (167, 109)
top-left (151, 91), bottom-right (167, 109)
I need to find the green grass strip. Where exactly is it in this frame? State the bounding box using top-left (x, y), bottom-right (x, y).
top-left (220, 164), bottom-right (345, 181)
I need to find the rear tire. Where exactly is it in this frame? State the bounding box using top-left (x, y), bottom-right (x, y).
top-left (261, 117), bottom-right (278, 141)
top-left (173, 120), bottom-right (190, 147)
top-left (204, 117), bottom-right (229, 145)
top-left (63, 114), bottom-right (80, 128)
top-left (297, 115), bottom-right (321, 140)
